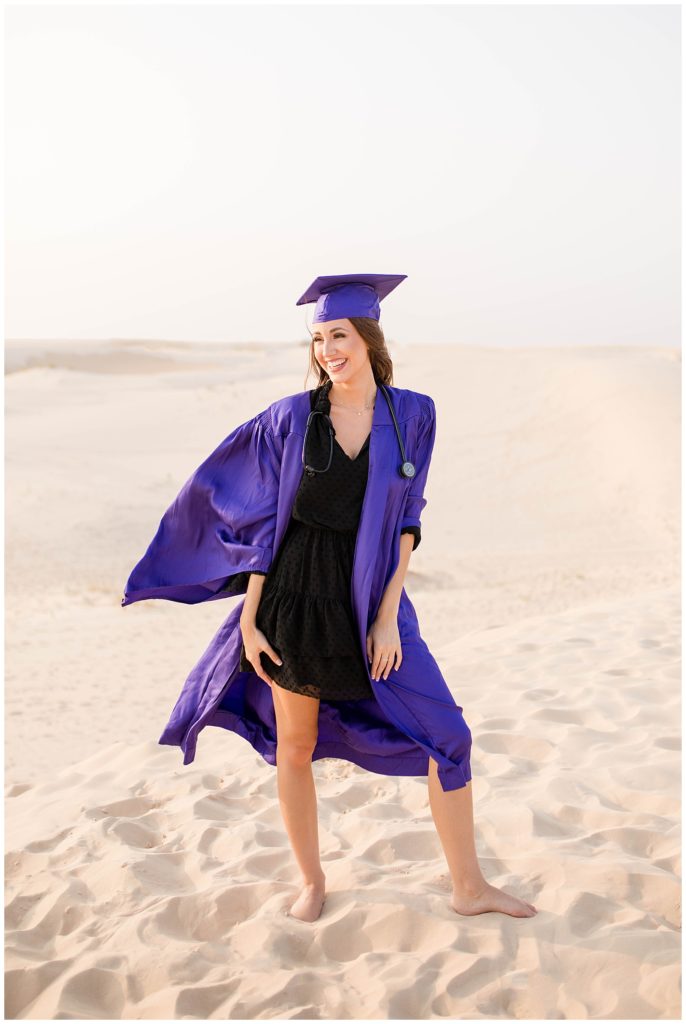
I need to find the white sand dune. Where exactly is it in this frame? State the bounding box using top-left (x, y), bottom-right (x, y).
top-left (5, 340), bottom-right (681, 1018)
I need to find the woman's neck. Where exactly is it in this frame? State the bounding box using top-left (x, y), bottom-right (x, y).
top-left (328, 375), bottom-right (377, 410)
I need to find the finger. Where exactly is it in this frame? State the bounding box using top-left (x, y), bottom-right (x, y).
top-left (372, 651), bottom-right (388, 680)
top-left (266, 647), bottom-right (283, 666)
top-left (251, 660), bottom-right (272, 687)
top-left (246, 653), bottom-right (273, 687)
top-left (382, 651), bottom-right (396, 680)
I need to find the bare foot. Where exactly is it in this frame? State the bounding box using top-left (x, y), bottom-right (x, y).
top-left (451, 882), bottom-right (538, 918)
top-left (288, 880), bottom-right (326, 922)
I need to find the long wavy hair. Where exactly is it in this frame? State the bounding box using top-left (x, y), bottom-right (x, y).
top-left (304, 317), bottom-right (394, 390)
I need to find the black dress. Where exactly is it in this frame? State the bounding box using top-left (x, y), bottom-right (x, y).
top-left (239, 382), bottom-right (421, 702)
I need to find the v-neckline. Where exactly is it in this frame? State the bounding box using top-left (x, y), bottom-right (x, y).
top-left (334, 431), bottom-right (371, 463)
top-left (310, 382), bottom-right (374, 462)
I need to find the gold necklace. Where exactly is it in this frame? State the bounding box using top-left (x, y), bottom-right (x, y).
top-left (329, 385), bottom-right (377, 416)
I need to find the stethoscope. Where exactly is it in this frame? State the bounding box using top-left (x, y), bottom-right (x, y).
top-left (302, 380), bottom-right (416, 480)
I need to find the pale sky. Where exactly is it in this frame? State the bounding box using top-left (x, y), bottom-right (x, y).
top-left (4, 2), bottom-right (680, 346)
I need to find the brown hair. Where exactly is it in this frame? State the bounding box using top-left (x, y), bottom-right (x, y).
top-left (304, 317), bottom-right (394, 390)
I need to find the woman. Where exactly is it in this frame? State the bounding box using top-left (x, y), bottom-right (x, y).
top-left (122, 273), bottom-right (538, 924)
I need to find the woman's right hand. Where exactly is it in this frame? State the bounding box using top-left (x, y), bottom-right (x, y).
top-left (240, 622), bottom-right (283, 689)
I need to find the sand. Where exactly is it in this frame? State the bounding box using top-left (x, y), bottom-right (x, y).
top-left (4, 339), bottom-right (681, 1019)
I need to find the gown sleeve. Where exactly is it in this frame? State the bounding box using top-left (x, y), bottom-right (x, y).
top-left (400, 524), bottom-right (422, 550)
top-left (400, 395), bottom-right (437, 549)
top-left (121, 407), bottom-right (282, 607)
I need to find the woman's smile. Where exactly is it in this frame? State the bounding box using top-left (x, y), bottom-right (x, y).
top-left (327, 358), bottom-right (348, 373)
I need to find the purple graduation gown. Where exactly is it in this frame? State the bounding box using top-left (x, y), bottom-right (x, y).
top-left (121, 385), bottom-right (472, 792)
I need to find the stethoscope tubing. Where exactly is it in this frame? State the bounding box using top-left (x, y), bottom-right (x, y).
top-left (302, 382), bottom-right (416, 479)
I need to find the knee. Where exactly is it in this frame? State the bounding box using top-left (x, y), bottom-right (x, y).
top-left (276, 732), bottom-right (318, 767)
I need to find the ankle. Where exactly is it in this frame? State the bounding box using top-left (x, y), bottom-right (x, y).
top-left (302, 872), bottom-right (326, 888)
top-left (452, 874), bottom-right (488, 897)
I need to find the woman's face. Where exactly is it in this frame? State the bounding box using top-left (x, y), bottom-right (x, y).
top-left (312, 319), bottom-right (370, 383)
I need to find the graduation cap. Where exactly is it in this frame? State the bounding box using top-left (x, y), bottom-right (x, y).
top-left (296, 273), bottom-right (407, 323)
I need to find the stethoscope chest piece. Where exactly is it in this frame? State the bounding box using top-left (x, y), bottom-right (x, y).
top-left (401, 460), bottom-right (416, 479)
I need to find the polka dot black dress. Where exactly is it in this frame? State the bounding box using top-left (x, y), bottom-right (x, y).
top-left (239, 381), bottom-right (421, 702)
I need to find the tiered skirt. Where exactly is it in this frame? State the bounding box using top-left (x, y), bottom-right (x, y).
top-left (239, 516), bottom-right (374, 701)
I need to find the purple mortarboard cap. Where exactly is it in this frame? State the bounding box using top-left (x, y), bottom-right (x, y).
top-left (296, 273), bottom-right (407, 323)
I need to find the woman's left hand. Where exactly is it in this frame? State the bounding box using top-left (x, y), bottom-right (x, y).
top-left (367, 615), bottom-right (403, 680)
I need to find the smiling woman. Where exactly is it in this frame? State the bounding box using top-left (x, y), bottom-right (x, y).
top-left (123, 273), bottom-right (534, 925)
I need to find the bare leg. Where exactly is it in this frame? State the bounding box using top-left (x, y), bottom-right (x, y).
top-left (428, 758), bottom-right (538, 918)
top-left (272, 683), bottom-right (326, 922)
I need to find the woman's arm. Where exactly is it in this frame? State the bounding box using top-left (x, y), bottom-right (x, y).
top-left (367, 532), bottom-right (415, 679)
top-left (240, 572), bottom-right (268, 629)
top-left (239, 572), bottom-right (284, 686)
top-left (376, 531), bottom-right (415, 622)
top-left (367, 395), bottom-right (436, 679)
top-left (377, 394), bottom-right (436, 621)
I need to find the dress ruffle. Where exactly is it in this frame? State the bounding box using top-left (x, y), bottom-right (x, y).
top-left (238, 645), bottom-right (372, 702)
top-left (256, 583), bottom-right (359, 657)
